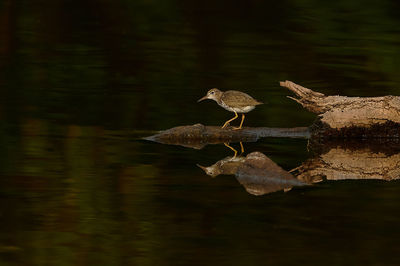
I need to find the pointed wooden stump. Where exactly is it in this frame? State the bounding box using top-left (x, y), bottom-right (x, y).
top-left (280, 80), bottom-right (400, 138)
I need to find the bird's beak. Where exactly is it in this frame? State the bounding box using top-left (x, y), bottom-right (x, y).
top-left (197, 95), bottom-right (208, 102)
top-left (196, 164), bottom-right (207, 171)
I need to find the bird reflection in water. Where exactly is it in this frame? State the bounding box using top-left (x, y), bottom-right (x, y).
top-left (197, 142), bottom-right (246, 177)
top-left (198, 143), bottom-right (308, 195)
top-left (223, 142), bottom-right (244, 158)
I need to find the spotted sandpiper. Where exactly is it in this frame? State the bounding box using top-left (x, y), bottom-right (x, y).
top-left (198, 88), bottom-right (263, 129)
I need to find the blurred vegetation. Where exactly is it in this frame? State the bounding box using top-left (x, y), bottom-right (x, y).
top-left (1, 0), bottom-right (400, 265)
top-left (1, 0), bottom-right (400, 130)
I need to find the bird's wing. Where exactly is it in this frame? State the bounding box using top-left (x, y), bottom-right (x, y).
top-left (222, 90), bottom-right (263, 107)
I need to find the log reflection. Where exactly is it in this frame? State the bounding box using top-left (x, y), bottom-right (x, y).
top-left (294, 143), bottom-right (400, 183)
top-left (197, 141), bottom-right (400, 195)
top-left (147, 125), bottom-right (400, 195)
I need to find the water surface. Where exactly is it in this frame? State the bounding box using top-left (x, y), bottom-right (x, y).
top-left (1, 0), bottom-right (400, 265)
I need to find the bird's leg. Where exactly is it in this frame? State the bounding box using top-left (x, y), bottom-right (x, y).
top-left (239, 141), bottom-right (244, 154)
top-left (224, 143), bottom-right (237, 159)
top-left (233, 114), bottom-right (245, 130)
top-left (222, 111), bottom-right (238, 129)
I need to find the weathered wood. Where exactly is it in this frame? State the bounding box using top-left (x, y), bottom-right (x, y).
top-left (144, 123), bottom-right (310, 149)
top-left (145, 81), bottom-right (400, 144)
top-left (280, 80), bottom-right (400, 130)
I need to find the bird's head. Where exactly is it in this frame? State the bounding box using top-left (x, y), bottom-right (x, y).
top-left (197, 88), bottom-right (222, 102)
top-left (196, 164), bottom-right (221, 177)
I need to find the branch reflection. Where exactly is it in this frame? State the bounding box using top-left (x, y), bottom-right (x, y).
top-left (294, 143), bottom-right (400, 183)
top-left (196, 140), bottom-right (400, 195)
top-left (146, 129), bottom-right (400, 195)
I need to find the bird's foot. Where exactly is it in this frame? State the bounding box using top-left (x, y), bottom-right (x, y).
top-left (232, 126), bottom-right (242, 130)
top-left (221, 123), bottom-right (230, 129)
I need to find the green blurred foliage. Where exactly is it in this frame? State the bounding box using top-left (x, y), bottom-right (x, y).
top-left (1, 0), bottom-right (400, 130)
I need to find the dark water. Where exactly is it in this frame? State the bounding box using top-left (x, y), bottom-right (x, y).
top-left (1, 0), bottom-right (400, 265)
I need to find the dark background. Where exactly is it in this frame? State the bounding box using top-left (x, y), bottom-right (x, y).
top-left (1, 0), bottom-right (400, 265)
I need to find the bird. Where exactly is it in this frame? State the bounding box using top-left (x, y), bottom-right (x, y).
top-left (197, 155), bottom-right (246, 177)
top-left (198, 88), bottom-right (263, 129)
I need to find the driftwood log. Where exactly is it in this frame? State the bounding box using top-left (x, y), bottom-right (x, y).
top-left (143, 81), bottom-right (400, 196)
top-left (143, 81), bottom-right (400, 195)
top-left (145, 80), bottom-right (400, 145)
top-left (280, 81), bottom-right (400, 138)
top-left (145, 124), bottom-right (310, 149)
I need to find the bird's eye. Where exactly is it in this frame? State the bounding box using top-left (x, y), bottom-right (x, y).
top-left (210, 91), bottom-right (214, 95)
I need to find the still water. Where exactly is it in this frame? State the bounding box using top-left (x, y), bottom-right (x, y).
top-left (1, 0), bottom-right (400, 265)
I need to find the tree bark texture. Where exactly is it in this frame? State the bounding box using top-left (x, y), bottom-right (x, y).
top-left (280, 80), bottom-right (400, 130)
